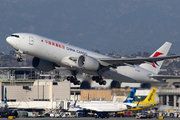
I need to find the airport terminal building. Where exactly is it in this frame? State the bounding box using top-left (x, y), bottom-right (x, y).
top-left (0, 67), bottom-right (180, 112)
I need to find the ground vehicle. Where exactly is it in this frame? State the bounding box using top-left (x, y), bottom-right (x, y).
top-left (136, 113), bottom-right (153, 119)
top-left (54, 112), bottom-right (61, 118)
top-left (50, 112), bottom-right (54, 118)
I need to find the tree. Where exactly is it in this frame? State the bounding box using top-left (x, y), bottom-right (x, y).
top-left (143, 52), bottom-right (150, 57)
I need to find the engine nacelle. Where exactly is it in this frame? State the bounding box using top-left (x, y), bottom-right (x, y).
top-left (32, 57), bottom-right (55, 71)
top-left (77, 55), bottom-right (100, 71)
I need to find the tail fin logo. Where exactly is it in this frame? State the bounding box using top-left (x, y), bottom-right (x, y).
top-left (148, 89), bottom-right (155, 101)
top-left (124, 88), bottom-right (136, 103)
top-left (4, 88), bottom-right (7, 104)
top-left (152, 52), bottom-right (163, 68)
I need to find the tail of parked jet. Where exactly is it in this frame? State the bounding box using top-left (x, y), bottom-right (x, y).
top-left (140, 42), bottom-right (172, 74)
top-left (4, 88), bottom-right (7, 104)
top-left (128, 87), bottom-right (157, 111)
top-left (123, 88), bottom-right (136, 103)
top-left (142, 87), bottom-right (156, 104)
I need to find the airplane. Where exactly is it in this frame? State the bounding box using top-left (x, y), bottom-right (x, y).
top-left (69, 88), bottom-right (137, 118)
top-left (128, 87), bottom-right (158, 111)
top-left (6, 33), bottom-right (180, 85)
top-left (0, 88), bottom-right (8, 114)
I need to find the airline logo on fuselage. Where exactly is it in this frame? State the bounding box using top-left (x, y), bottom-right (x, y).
top-left (41, 39), bottom-right (87, 56)
top-left (152, 52), bottom-right (163, 68)
top-left (41, 39), bottom-right (65, 49)
top-left (66, 47), bottom-right (87, 56)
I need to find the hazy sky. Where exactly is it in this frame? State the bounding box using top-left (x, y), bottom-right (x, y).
top-left (1, 0), bottom-right (180, 55)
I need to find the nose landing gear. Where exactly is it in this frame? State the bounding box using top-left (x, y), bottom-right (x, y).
top-left (17, 56), bottom-right (23, 62)
top-left (16, 49), bottom-right (23, 62)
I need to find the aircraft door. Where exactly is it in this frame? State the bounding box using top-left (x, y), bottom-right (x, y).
top-left (29, 36), bottom-right (34, 45)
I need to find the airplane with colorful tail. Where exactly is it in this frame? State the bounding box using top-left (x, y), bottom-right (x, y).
top-left (6, 33), bottom-right (180, 86)
top-left (69, 88), bottom-right (137, 118)
top-left (0, 88), bottom-right (8, 114)
top-left (128, 87), bottom-right (158, 111)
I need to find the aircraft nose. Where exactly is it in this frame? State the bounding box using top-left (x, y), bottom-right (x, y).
top-left (6, 36), bottom-right (18, 47)
top-left (126, 105), bottom-right (132, 109)
top-left (6, 36), bottom-right (11, 44)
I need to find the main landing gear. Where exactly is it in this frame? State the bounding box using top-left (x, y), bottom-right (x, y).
top-left (67, 76), bottom-right (81, 85)
top-left (92, 76), bottom-right (106, 85)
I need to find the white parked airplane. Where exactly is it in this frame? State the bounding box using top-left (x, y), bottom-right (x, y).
top-left (69, 88), bottom-right (137, 118)
top-left (0, 88), bottom-right (8, 114)
top-left (6, 33), bottom-right (180, 85)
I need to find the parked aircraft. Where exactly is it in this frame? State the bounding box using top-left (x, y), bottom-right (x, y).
top-left (69, 88), bottom-right (137, 118)
top-left (0, 88), bottom-right (8, 114)
top-left (6, 33), bottom-right (180, 85)
top-left (0, 88), bottom-right (19, 118)
top-left (128, 87), bottom-right (158, 111)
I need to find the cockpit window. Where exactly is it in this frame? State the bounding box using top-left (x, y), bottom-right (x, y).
top-left (11, 35), bottom-right (19, 38)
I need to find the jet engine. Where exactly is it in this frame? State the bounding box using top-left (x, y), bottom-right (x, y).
top-left (32, 57), bottom-right (55, 71)
top-left (77, 55), bottom-right (100, 71)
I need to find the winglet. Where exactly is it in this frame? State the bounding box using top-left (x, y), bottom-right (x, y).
top-left (123, 88), bottom-right (136, 103)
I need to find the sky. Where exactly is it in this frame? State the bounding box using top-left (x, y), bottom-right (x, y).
top-left (1, 0), bottom-right (180, 55)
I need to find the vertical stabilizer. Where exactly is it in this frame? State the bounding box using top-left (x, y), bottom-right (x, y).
top-left (4, 88), bottom-right (7, 104)
top-left (74, 100), bottom-right (77, 107)
top-left (143, 87), bottom-right (156, 103)
top-left (123, 88), bottom-right (136, 103)
top-left (140, 42), bottom-right (172, 74)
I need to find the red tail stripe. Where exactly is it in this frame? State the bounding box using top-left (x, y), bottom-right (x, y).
top-left (153, 52), bottom-right (163, 57)
top-left (152, 52), bottom-right (163, 68)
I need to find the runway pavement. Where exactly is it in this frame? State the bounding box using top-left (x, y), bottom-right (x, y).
top-left (1, 117), bottom-right (180, 120)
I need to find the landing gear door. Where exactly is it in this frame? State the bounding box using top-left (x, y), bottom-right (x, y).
top-left (29, 36), bottom-right (34, 45)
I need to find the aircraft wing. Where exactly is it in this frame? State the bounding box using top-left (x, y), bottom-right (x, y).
top-left (81, 107), bottom-right (102, 112)
top-left (99, 55), bottom-right (180, 67)
top-left (150, 75), bottom-right (180, 80)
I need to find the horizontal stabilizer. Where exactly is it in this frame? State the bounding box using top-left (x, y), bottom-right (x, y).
top-left (150, 75), bottom-right (180, 80)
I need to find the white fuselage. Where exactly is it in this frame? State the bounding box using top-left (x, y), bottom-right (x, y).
top-left (6, 33), bottom-right (159, 83)
top-left (69, 101), bottom-right (137, 112)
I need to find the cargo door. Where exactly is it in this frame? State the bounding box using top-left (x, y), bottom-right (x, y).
top-left (29, 36), bottom-right (34, 45)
